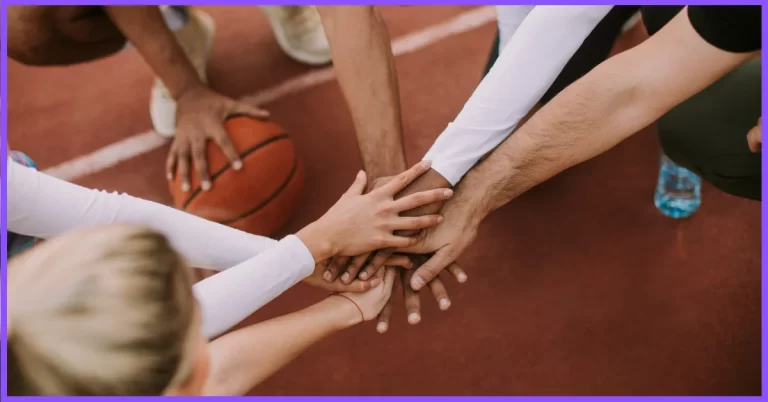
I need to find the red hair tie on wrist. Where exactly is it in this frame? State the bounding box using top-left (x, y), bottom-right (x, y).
top-left (331, 292), bottom-right (364, 322)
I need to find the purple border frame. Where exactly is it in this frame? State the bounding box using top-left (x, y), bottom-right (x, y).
top-left (0, 1), bottom-right (764, 399)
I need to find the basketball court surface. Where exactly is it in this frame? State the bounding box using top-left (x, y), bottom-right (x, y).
top-left (7, 6), bottom-right (761, 395)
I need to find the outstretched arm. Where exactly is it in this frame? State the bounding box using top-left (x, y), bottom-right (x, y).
top-left (318, 6), bottom-right (407, 179)
top-left (400, 6), bottom-right (761, 288)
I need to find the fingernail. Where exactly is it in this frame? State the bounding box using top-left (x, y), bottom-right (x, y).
top-left (370, 278), bottom-right (381, 287)
top-left (359, 271), bottom-right (369, 280)
top-left (341, 273), bottom-right (350, 283)
top-left (408, 313), bottom-right (421, 324)
top-left (437, 216), bottom-right (444, 223)
top-left (439, 299), bottom-right (451, 310)
top-left (233, 160), bottom-right (243, 171)
top-left (201, 181), bottom-right (211, 191)
top-left (357, 170), bottom-right (365, 179)
top-left (443, 189), bottom-right (453, 197)
top-left (458, 273), bottom-right (468, 283)
top-left (182, 183), bottom-right (191, 192)
top-left (323, 271), bottom-right (332, 282)
top-left (166, 172), bottom-right (173, 181)
top-left (376, 322), bottom-right (389, 333)
top-left (421, 160), bottom-right (432, 168)
top-left (412, 276), bottom-right (426, 290)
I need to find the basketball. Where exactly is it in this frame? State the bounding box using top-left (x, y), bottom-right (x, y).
top-left (169, 116), bottom-right (304, 236)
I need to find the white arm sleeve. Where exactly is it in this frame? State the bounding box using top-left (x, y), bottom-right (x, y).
top-left (496, 6), bottom-right (535, 51)
top-left (194, 234), bottom-right (315, 339)
top-left (7, 159), bottom-right (276, 270)
top-left (424, 6), bottom-right (613, 185)
top-left (8, 160), bottom-right (316, 338)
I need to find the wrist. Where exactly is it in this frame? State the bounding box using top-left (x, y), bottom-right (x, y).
top-left (296, 221), bottom-right (336, 263)
top-left (322, 296), bottom-right (363, 329)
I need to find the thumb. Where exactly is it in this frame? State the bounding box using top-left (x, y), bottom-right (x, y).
top-left (344, 170), bottom-right (368, 196)
top-left (230, 102), bottom-right (270, 120)
top-left (411, 249), bottom-right (453, 291)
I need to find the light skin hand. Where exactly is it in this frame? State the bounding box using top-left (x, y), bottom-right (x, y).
top-left (296, 160), bottom-right (453, 263)
top-left (324, 168), bottom-right (453, 283)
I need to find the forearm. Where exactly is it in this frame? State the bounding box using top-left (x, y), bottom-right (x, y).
top-left (194, 235), bottom-right (315, 339)
top-left (462, 57), bottom-right (645, 217)
top-left (319, 6), bottom-right (407, 178)
top-left (7, 161), bottom-right (277, 270)
top-left (104, 6), bottom-right (202, 97)
top-left (424, 6), bottom-right (611, 186)
top-left (204, 297), bottom-right (358, 395)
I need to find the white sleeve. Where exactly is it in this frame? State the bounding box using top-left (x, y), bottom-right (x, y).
top-left (193, 234), bottom-right (315, 339)
top-left (423, 6), bottom-right (613, 185)
top-left (8, 159), bottom-right (317, 338)
top-left (7, 158), bottom-right (277, 270)
top-left (496, 6), bottom-right (535, 51)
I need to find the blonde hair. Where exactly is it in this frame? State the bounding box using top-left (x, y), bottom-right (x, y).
top-left (8, 224), bottom-right (197, 395)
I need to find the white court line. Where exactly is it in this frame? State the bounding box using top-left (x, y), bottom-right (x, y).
top-left (44, 6), bottom-right (497, 182)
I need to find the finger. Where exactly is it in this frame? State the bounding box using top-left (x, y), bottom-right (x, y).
top-left (379, 253), bottom-right (413, 269)
top-left (209, 124), bottom-right (243, 171)
top-left (427, 276), bottom-right (451, 311)
top-left (360, 249), bottom-right (394, 280)
top-left (177, 147), bottom-right (192, 193)
top-left (446, 263), bottom-right (468, 283)
top-left (342, 252), bottom-right (371, 284)
top-left (376, 292), bottom-right (395, 334)
top-left (231, 102), bottom-right (270, 120)
top-left (362, 250), bottom-right (410, 280)
top-left (389, 215), bottom-right (444, 232)
top-left (344, 170), bottom-right (367, 196)
top-left (324, 256), bottom-right (350, 282)
top-left (389, 188), bottom-right (453, 213)
top-left (166, 143), bottom-right (179, 181)
top-left (190, 140), bottom-right (212, 191)
top-left (747, 126), bottom-right (761, 152)
top-left (401, 269), bottom-right (421, 325)
top-left (411, 249), bottom-right (455, 291)
top-left (376, 160), bottom-right (432, 196)
top-left (324, 277), bottom-right (381, 293)
top-left (383, 266), bottom-right (397, 292)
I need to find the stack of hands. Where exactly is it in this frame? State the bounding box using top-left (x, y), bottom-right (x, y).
top-left (296, 160), bottom-right (482, 333)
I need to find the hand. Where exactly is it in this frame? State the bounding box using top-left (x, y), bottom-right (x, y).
top-left (374, 256), bottom-right (467, 334)
top-left (305, 257), bottom-right (409, 293)
top-left (747, 116), bottom-right (761, 152)
top-left (325, 168), bottom-right (453, 284)
top-left (335, 267), bottom-right (398, 323)
top-left (397, 197), bottom-right (480, 291)
top-left (297, 161), bottom-right (453, 262)
top-left (166, 85), bottom-right (270, 192)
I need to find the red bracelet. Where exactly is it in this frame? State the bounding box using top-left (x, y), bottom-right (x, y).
top-left (331, 293), bottom-right (365, 322)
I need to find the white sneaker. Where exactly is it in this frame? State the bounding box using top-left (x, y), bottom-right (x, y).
top-left (150, 7), bottom-right (216, 138)
top-left (260, 6), bottom-right (332, 66)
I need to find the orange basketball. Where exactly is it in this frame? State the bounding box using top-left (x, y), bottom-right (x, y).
top-left (169, 116), bottom-right (304, 236)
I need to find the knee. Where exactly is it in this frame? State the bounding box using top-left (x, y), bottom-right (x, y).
top-left (658, 117), bottom-right (761, 201)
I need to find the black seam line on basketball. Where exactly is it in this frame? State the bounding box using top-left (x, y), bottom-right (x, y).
top-left (182, 134), bottom-right (290, 210)
top-left (219, 155), bottom-right (298, 226)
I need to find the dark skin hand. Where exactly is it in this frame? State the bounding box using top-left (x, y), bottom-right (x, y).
top-left (101, 6), bottom-right (269, 193)
top-left (323, 168), bottom-right (467, 332)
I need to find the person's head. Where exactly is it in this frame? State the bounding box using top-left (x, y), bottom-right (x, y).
top-left (8, 224), bottom-right (210, 396)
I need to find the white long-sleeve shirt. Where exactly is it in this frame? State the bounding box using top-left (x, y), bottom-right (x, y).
top-left (424, 6), bottom-right (613, 185)
top-left (7, 159), bottom-right (314, 339)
